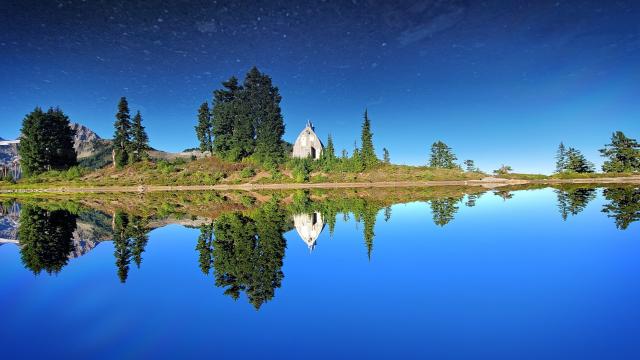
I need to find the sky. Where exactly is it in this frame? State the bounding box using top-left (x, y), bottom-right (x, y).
top-left (1, 0), bottom-right (639, 173)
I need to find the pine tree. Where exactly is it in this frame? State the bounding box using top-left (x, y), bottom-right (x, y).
top-left (18, 107), bottom-right (77, 177)
top-left (195, 101), bottom-right (213, 154)
top-left (599, 131), bottom-right (640, 173)
top-left (429, 141), bottom-right (458, 169)
top-left (212, 76), bottom-right (248, 160)
top-left (565, 147), bottom-right (595, 173)
top-left (555, 142), bottom-right (567, 173)
top-left (113, 97), bottom-right (132, 168)
top-left (243, 67), bottom-right (286, 165)
top-left (322, 134), bottom-right (336, 163)
top-left (360, 110), bottom-right (377, 169)
top-left (383, 148), bottom-right (390, 164)
top-left (130, 111), bottom-right (149, 163)
top-left (463, 160), bottom-right (475, 172)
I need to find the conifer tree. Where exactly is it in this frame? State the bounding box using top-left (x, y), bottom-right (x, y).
top-left (243, 67), bottom-right (286, 165)
top-left (565, 147), bottom-right (595, 173)
top-left (429, 141), bottom-right (458, 169)
top-left (555, 142), bottom-right (567, 173)
top-left (383, 148), bottom-right (390, 164)
top-left (463, 159), bottom-right (475, 172)
top-left (599, 131), bottom-right (640, 173)
top-left (113, 97), bottom-right (132, 168)
top-left (130, 111), bottom-right (149, 163)
top-left (360, 110), bottom-right (377, 168)
top-left (195, 101), bottom-right (213, 154)
top-left (212, 77), bottom-right (247, 160)
top-left (323, 134), bottom-right (336, 162)
top-left (19, 107), bottom-right (77, 177)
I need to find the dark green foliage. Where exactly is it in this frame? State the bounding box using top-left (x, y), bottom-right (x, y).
top-left (322, 134), bottom-right (336, 163)
top-left (429, 141), bottom-right (458, 169)
top-left (112, 212), bottom-right (150, 282)
top-left (113, 97), bottom-right (132, 168)
top-left (463, 159), bottom-right (475, 172)
top-left (555, 142), bottom-right (567, 173)
top-left (130, 111), bottom-right (149, 163)
top-left (209, 68), bottom-right (286, 165)
top-left (18, 205), bottom-right (77, 275)
top-left (600, 131), bottom-right (640, 173)
top-left (195, 101), bottom-right (213, 153)
top-left (430, 197), bottom-right (462, 226)
top-left (195, 222), bottom-right (214, 275)
top-left (555, 187), bottom-right (597, 220)
top-left (565, 147), bottom-right (595, 173)
top-left (18, 107), bottom-right (77, 177)
top-left (360, 110), bottom-right (378, 169)
top-left (465, 193), bottom-right (481, 207)
top-left (244, 67), bottom-right (286, 165)
top-left (211, 199), bottom-right (287, 309)
top-left (384, 206), bottom-right (392, 221)
top-left (383, 148), bottom-right (390, 164)
top-left (602, 187), bottom-right (640, 230)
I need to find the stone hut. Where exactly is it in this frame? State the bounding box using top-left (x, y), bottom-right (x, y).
top-left (292, 121), bottom-right (323, 160)
top-left (293, 212), bottom-right (325, 251)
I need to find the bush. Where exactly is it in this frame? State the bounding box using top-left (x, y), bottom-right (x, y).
top-left (240, 167), bottom-right (256, 179)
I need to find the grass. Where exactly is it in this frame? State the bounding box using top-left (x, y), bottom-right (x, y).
top-left (1, 156), bottom-right (638, 191)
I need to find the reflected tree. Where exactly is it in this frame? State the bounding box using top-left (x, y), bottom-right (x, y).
top-left (112, 212), bottom-right (150, 283)
top-left (555, 187), bottom-right (597, 220)
top-left (430, 197), bottom-right (462, 227)
top-left (384, 206), bottom-right (392, 222)
top-left (195, 222), bottom-right (214, 275)
top-left (19, 206), bottom-right (77, 275)
top-left (212, 199), bottom-right (287, 309)
top-left (493, 190), bottom-right (514, 201)
top-left (602, 187), bottom-right (640, 230)
top-left (465, 193), bottom-right (482, 207)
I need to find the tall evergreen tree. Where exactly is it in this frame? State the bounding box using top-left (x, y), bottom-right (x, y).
top-left (195, 101), bottom-right (213, 154)
top-left (243, 67), bottom-right (286, 165)
top-left (130, 111), bottom-right (149, 163)
top-left (463, 159), bottom-right (475, 172)
top-left (599, 131), bottom-right (640, 173)
top-left (19, 107), bottom-right (77, 177)
top-left (383, 148), bottom-right (390, 164)
top-left (212, 77), bottom-right (247, 160)
top-left (429, 141), bottom-right (458, 169)
top-left (360, 110), bottom-right (377, 168)
top-left (113, 97), bottom-right (132, 168)
top-left (555, 142), bottom-right (567, 173)
top-left (323, 134), bottom-right (336, 162)
top-left (565, 147), bottom-right (595, 173)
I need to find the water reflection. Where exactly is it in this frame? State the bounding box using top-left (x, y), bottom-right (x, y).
top-left (1, 186), bottom-right (639, 308)
top-left (18, 206), bottom-right (77, 275)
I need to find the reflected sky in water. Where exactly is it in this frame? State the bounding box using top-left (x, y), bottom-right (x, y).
top-left (1, 187), bottom-right (639, 359)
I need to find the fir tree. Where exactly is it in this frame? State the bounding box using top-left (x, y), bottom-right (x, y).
top-left (383, 148), bottom-right (390, 164)
top-left (429, 141), bottom-right (458, 169)
top-left (599, 131), bottom-right (640, 173)
top-left (323, 134), bottom-right (336, 162)
top-left (130, 111), bottom-right (149, 163)
top-left (113, 97), bottom-right (132, 168)
top-left (463, 159), bottom-right (475, 172)
top-left (19, 107), bottom-right (77, 177)
top-left (195, 101), bottom-right (213, 154)
top-left (555, 142), bottom-right (567, 173)
top-left (360, 110), bottom-right (377, 168)
top-left (243, 67), bottom-right (286, 165)
top-left (565, 147), bottom-right (595, 173)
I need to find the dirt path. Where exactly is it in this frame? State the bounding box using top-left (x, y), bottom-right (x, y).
top-left (1, 176), bottom-right (640, 194)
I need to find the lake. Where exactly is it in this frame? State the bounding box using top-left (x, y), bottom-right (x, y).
top-left (1, 186), bottom-right (639, 359)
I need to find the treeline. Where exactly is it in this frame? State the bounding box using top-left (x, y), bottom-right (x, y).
top-left (555, 131), bottom-right (640, 174)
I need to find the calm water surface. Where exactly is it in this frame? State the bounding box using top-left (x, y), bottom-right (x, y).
top-left (1, 187), bottom-right (639, 359)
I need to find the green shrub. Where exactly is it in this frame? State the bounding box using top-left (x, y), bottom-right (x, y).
top-left (240, 167), bottom-right (256, 179)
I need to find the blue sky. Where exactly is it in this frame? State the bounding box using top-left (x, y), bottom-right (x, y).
top-left (1, 0), bottom-right (639, 173)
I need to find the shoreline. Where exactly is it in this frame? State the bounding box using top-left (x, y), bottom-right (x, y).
top-left (1, 176), bottom-right (639, 194)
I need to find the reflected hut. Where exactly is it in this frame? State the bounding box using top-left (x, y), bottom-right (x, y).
top-left (293, 212), bottom-right (325, 251)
